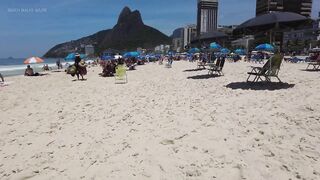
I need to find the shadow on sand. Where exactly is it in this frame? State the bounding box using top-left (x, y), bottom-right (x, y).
top-left (183, 68), bottom-right (206, 72)
top-left (187, 74), bottom-right (221, 79)
top-left (226, 82), bottom-right (295, 91)
top-left (51, 70), bottom-right (64, 73)
top-left (72, 79), bottom-right (87, 82)
top-left (301, 69), bottom-right (320, 72)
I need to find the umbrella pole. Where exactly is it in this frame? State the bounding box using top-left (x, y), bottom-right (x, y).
top-left (269, 30), bottom-right (272, 44)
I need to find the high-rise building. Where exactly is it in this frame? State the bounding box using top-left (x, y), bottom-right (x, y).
top-left (183, 24), bottom-right (197, 48)
top-left (84, 45), bottom-right (94, 56)
top-left (256, 0), bottom-right (313, 17)
top-left (283, 0), bottom-right (312, 17)
top-left (171, 28), bottom-right (184, 52)
top-left (256, 0), bottom-right (284, 16)
top-left (317, 12), bottom-right (320, 40)
top-left (197, 0), bottom-right (218, 36)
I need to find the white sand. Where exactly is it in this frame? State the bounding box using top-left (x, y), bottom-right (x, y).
top-left (0, 61), bottom-right (319, 180)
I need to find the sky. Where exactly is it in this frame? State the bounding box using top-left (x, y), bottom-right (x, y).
top-left (0, 0), bottom-right (319, 58)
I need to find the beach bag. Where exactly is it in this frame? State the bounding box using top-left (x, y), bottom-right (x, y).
top-left (67, 65), bottom-right (77, 75)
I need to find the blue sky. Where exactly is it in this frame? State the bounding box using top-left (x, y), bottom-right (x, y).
top-left (0, 0), bottom-right (319, 58)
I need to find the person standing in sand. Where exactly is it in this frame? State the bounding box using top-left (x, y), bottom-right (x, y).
top-left (0, 73), bottom-right (4, 82)
top-left (74, 54), bottom-right (82, 80)
top-left (56, 59), bottom-right (62, 69)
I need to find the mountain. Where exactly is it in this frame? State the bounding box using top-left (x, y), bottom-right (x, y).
top-left (44, 7), bottom-right (171, 58)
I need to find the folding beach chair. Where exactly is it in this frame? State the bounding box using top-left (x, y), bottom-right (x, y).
top-left (247, 54), bottom-right (283, 83)
top-left (115, 64), bottom-right (127, 84)
top-left (207, 57), bottom-right (225, 76)
top-left (197, 60), bottom-right (206, 69)
top-left (306, 55), bottom-right (320, 71)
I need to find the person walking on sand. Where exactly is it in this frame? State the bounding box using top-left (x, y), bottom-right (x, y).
top-left (56, 59), bottom-right (62, 69)
top-left (74, 54), bottom-right (82, 80)
top-left (74, 54), bottom-right (87, 80)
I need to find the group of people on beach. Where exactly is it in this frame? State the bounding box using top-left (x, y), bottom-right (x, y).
top-left (18, 52), bottom-right (181, 82)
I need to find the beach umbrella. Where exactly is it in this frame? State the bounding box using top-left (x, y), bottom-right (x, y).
top-left (188, 48), bottom-right (200, 54)
top-left (234, 49), bottom-right (246, 55)
top-left (168, 51), bottom-right (175, 56)
top-left (209, 42), bottom-right (222, 51)
top-left (65, 53), bottom-right (86, 61)
top-left (123, 51), bottom-right (140, 58)
top-left (101, 55), bottom-right (113, 60)
top-left (255, 43), bottom-right (274, 52)
top-left (24, 57), bottom-right (44, 64)
top-left (220, 48), bottom-right (230, 54)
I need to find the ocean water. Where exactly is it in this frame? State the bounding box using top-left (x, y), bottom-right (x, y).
top-left (0, 58), bottom-right (69, 77)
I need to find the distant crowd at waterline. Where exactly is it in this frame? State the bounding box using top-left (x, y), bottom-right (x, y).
top-left (1, 43), bottom-right (320, 85)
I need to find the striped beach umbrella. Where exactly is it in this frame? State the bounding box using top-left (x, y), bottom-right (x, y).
top-left (24, 57), bottom-right (44, 64)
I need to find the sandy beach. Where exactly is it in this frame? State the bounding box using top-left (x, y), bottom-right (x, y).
top-left (0, 61), bottom-right (319, 180)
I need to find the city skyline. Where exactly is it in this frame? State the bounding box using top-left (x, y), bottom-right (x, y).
top-left (0, 0), bottom-right (319, 57)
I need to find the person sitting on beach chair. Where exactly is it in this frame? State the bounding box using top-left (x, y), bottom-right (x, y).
top-left (24, 65), bottom-right (40, 76)
top-left (247, 54), bottom-right (283, 83)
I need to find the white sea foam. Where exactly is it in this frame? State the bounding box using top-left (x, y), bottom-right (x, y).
top-left (0, 63), bottom-right (67, 76)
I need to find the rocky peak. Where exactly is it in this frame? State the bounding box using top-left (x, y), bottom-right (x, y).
top-left (116, 7), bottom-right (144, 26)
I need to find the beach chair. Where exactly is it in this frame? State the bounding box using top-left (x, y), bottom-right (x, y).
top-left (197, 60), bottom-right (206, 69)
top-left (306, 55), bottom-right (320, 70)
top-left (115, 64), bottom-right (127, 84)
top-left (207, 57), bottom-right (225, 76)
top-left (306, 61), bottom-right (320, 70)
top-left (247, 54), bottom-right (283, 83)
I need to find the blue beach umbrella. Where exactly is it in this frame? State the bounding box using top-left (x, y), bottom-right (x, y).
top-left (220, 48), bottom-right (230, 54)
top-left (65, 53), bottom-right (86, 61)
top-left (188, 48), bottom-right (200, 54)
top-left (255, 43), bottom-right (274, 52)
top-left (209, 42), bottom-right (222, 50)
top-left (101, 55), bottom-right (113, 60)
top-left (168, 51), bottom-right (176, 56)
top-left (123, 51), bottom-right (140, 58)
top-left (234, 49), bottom-right (246, 55)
